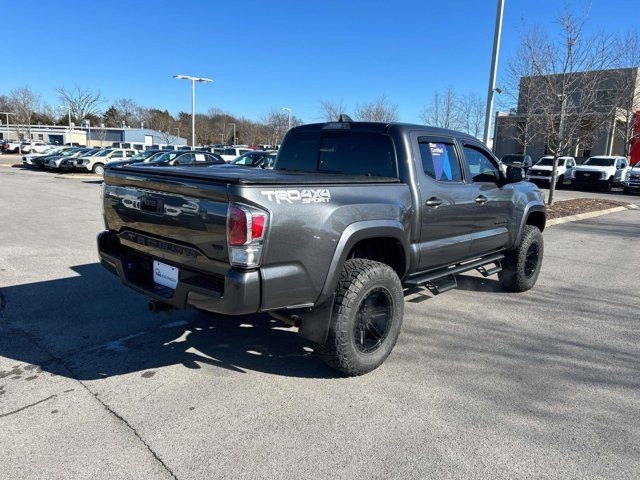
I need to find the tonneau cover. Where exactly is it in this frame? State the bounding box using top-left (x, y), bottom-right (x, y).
top-left (105, 164), bottom-right (400, 185)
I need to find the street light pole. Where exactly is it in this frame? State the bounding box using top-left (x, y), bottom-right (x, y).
top-left (173, 74), bottom-right (213, 147)
top-left (0, 112), bottom-right (15, 143)
top-left (229, 123), bottom-right (236, 146)
top-left (281, 107), bottom-right (292, 131)
top-left (483, 0), bottom-right (505, 146)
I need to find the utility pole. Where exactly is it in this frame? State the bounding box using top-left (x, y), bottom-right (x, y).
top-left (229, 123), bottom-right (236, 146)
top-left (173, 74), bottom-right (213, 147)
top-left (483, 0), bottom-right (505, 146)
top-left (0, 112), bottom-right (15, 143)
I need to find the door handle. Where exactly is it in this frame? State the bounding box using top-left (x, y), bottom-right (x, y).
top-left (475, 195), bottom-right (488, 204)
top-left (425, 197), bottom-right (443, 207)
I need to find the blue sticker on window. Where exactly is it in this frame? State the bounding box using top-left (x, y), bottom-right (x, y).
top-left (429, 143), bottom-right (452, 181)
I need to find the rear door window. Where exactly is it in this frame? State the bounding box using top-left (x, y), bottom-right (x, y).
top-left (276, 130), bottom-right (397, 177)
top-left (418, 140), bottom-right (463, 182)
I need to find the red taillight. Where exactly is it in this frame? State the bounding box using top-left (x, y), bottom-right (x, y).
top-left (227, 204), bottom-right (267, 246)
top-left (251, 214), bottom-right (265, 240)
top-left (227, 205), bottom-right (248, 245)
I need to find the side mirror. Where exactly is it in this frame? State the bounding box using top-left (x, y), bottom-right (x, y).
top-left (506, 165), bottom-right (525, 183)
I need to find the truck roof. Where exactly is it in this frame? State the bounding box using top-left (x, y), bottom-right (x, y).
top-left (295, 121), bottom-right (482, 144)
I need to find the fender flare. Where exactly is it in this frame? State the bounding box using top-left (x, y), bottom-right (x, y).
top-left (514, 202), bottom-right (546, 247)
top-left (299, 220), bottom-right (409, 344)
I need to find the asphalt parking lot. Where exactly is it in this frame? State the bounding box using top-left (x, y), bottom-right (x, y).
top-left (1, 166), bottom-right (639, 479)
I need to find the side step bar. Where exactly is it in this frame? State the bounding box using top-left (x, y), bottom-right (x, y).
top-left (404, 253), bottom-right (504, 294)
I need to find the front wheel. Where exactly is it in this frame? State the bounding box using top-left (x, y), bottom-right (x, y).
top-left (316, 259), bottom-right (404, 376)
top-left (92, 163), bottom-right (105, 175)
top-left (557, 174), bottom-right (565, 189)
top-left (603, 177), bottom-right (613, 192)
top-left (499, 225), bottom-right (543, 292)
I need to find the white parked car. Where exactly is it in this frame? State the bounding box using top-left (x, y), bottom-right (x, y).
top-left (571, 156), bottom-right (630, 191)
top-left (3, 140), bottom-right (23, 153)
top-left (21, 141), bottom-right (50, 153)
top-left (22, 146), bottom-right (63, 165)
top-left (75, 148), bottom-right (137, 175)
top-left (214, 146), bottom-right (254, 162)
top-left (622, 163), bottom-right (640, 194)
top-left (526, 156), bottom-right (576, 188)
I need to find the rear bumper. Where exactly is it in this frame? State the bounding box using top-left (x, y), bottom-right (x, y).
top-left (97, 230), bottom-right (261, 315)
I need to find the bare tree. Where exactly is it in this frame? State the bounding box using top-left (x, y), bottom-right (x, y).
top-left (457, 92), bottom-right (485, 139)
top-left (318, 99), bottom-right (346, 121)
top-left (354, 95), bottom-right (399, 122)
top-left (144, 109), bottom-right (175, 144)
top-left (260, 109), bottom-right (290, 146)
top-left (501, 30), bottom-right (545, 154)
top-left (511, 13), bottom-right (614, 204)
top-left (420, 87), bottom-right (459, 129)
top-left (104, 98), bottom-right (144, 128)
top-left (9, 86), bottom-right (41, 139)
top-left (612, 30), bottom-right (640, 161)
top-left (57, 85), bottom-right (103, 121)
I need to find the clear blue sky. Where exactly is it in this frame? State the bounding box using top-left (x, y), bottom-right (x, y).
top-left (3, 0), bottom-right (637, 123)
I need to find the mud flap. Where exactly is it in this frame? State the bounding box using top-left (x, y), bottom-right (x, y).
top-left (298, 293), bottom-right (335, 344)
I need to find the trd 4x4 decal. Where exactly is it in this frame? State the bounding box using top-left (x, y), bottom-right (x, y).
top-left (260, 189), bottom-right (331, 204)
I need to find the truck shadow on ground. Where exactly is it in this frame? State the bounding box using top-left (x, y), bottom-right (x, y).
top-left (0, 263), bottom-right (342, 381)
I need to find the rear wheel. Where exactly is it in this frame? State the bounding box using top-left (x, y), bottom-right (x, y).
top-left (92, 163), bottom-right (105, 175)
top-left (316, 259), bottom-right (404, 376)
top-left (499, 225), bottom-right (543, 292)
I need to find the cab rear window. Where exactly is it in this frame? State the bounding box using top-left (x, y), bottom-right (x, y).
top-left (276, 131), bottom-right (397, 177)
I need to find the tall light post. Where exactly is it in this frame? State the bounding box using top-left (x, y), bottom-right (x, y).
top-left (483, 0), bottom-right (505, 146)
top-left (0, 112), bottom-right (15, 143)
top-left (228, 123), bottom-right (236, 146)
top-left (173, 74), bottom-right (213, 147)
top-left (58, 106), bottom-right (72, 145)
top-left (281, 107), bottom-right (292, 131)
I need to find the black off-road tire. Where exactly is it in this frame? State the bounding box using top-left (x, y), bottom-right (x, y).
top-left (499, 225), bottom-right (543, 292)
top-left (316, 259), bottom-right (404, 376)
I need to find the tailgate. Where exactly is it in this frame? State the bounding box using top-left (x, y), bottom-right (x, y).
top-left (103, 169), bottom-right (231, 274)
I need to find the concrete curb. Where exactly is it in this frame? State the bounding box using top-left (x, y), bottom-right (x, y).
top-left (547, 204), bottom-right (637, 227)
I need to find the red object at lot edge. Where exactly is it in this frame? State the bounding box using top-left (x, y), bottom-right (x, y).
top-left (631, 111), bottom-right (640, 167)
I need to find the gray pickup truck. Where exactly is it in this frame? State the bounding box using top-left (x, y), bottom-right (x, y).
top-left (98, 120), bottom-right (546, 375)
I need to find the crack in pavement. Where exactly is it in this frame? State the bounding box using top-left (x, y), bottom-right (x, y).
top-left (0, 394), bottom-right (57, 418)
top-left (7, 328), bottom-right (178, 480)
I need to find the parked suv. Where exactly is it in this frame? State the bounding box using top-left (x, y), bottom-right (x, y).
top-left (76, 148), bottom-right (136, 175)
top-left (527, 156), bottom-right (576, 188)
top-left (622, 163), bottom-right (640, 194)
top-left (571, 156), bottom-right (629, 191)
top-left (501, 154), bottom-right (533, 172)
top-left (21, 141), bottom-right (50, 154)
top-left (98, 120), bottom-right (546, 376)
top-left (214, 146), bottom-right (254, 162)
